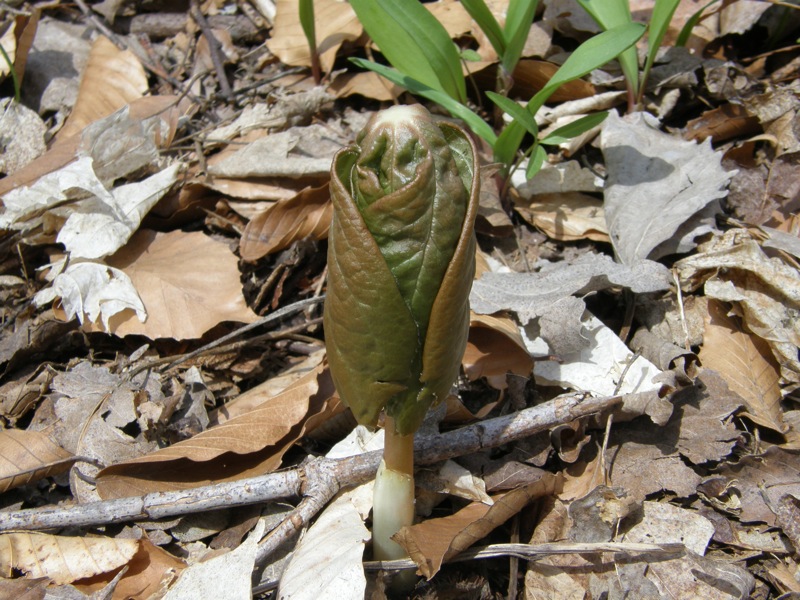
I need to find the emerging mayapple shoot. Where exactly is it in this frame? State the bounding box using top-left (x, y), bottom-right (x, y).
top-left (324, 104), bottom-right (479, 563)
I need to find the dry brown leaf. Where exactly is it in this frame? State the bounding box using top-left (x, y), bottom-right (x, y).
top-left (95, 364), bottom-right (337, 498)
top-left (699, 299), bottom-right (784, 434)
top-left (90, 229), bottom-right (259, 340)
top-left (516, 192), bottom-right (610, 243)
top-left (0, 532), bottom-right (139, 584)
top-left (267, 0), bottom-right (361, 74)
top-left (394, 472), bottom-right (562, 579)
top-left (0, 429), bottom-right (75, 494)
top-left (328, 71), bottom-right (403, 101)
top-left (79, 538), bottom-right (186, 600)
top-left (56, 35), bottom-right (148, 141)
top-left (513, 60), bottom-right (596, 103)
top-left (239, 184), bottom-right (332, 261)
top-left (464, 314), bottom-right (534, 389)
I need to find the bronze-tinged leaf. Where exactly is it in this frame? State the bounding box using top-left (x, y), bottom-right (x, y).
top-left (324, 147), bottom-right (421, 430)
top-left (699, 299), bottom-right (784, 434)
top-left (393, 472), bottom-right (562, 579)
top-left (239, 183), bottom-right (332, 261)
top-left (0, 532), bottom-right (139, 584)
top-left (95, 365), bottom-right (338, 498)
top-left (0, 429), bottom-right (75, 493)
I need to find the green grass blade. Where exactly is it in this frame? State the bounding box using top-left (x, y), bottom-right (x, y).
top-left (525, 144), bottom-right (547, 179)
top-left (349, 58), bottom-right (496, 145)
top-left (486, 91), bottom-right (538, 137)
top-left (539, 111), bottom-right (608, 145)
top-left (298, 0), bottom-right (316, 50)
top-left (577, 0), bottom-right (639, 99)
top-left (494, 23), bottom-right (645, 166)
top-left (350, 0), bottom-right (466, 103)
top-left (502, 0), bottom-right (539, 74)
top-left (640, 0), bottom-right (681, 98)
top-left (675, 0), bottom-right (718, 47)
top-left (461, 0), bottom-right (506, 58)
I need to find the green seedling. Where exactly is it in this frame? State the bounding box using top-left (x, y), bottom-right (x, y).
top-left (0, 43), bottom-right (20, 103)
top-left (298, 0), bottom-right (321, 84)
top-left (578, 0), bottom-right (681, 109)
top-left (490, 23), bottom-right (645, 174)
top-left (324, 105), bottom-right (479, 575)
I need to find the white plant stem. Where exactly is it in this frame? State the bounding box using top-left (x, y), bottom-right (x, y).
top-left (372, 416), bottom-right (415, 562)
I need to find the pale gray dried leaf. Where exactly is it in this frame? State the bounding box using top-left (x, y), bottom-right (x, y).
top-left (470, 251), bottom-right (669, 323)
top-left (538, 296), bottom-right (588, 356)
top-left (208, 123), bottom-right (345, 179)
top-left (511, 159), bottom-right (602, 198)
top-left (601, 111), bottom-right (732, 265)
top-left (0, 99), bottom-right (47, 175)
top-left (762, 225), bottom-right (800, 260)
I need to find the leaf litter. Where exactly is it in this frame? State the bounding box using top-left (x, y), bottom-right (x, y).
top-left (0, 1), bottom-right (799, 599)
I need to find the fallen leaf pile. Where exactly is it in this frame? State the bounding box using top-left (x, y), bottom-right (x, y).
top-left (0, 1), bottom-right (799, 599)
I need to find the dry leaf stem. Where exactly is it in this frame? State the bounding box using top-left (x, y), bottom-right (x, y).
top-left (0, 392), bottom-right (623, 551)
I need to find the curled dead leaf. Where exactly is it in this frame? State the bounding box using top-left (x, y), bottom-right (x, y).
top-left (240, 184), bottom-right (332, 261)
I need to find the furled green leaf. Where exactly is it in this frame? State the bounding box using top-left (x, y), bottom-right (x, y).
top-left (350, 0), bottom-right (466, 103)
top-left (324, 106), bottom-right (480, 435)
top-left (525, 144), bottom-right (547, 179)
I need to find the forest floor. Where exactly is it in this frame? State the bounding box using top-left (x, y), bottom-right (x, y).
top-left (0, 1), bottom-right (799, 599)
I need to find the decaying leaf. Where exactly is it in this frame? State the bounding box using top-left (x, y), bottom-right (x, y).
top-left (0, 532), bottom-right (139, 584)
top-left (0, 429), bottom-right (75, 494)
top-left (34, 260), bottom-right (147, 332)
top-left (95, 364), bottom-right (337, 498)
top-left (677, 229), bottom-right (800, 383)
top-left (394, 472), bottom-right (561, 579)
top-left (601, 111), bottom-right (732, 265)
top-left (463, 314), bottom-right (534, 389)
top-left (239, 183), bottom-right (332, 261)
top-left (471, 251), bottom-right (670, 324)
top-left (516, 192), bottom-right (610, 243)
top-left (532, 313), bottom-right (665, 401)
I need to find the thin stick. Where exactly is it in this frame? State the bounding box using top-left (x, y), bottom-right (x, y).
top-left (0, 392), bottom-right (623, 535)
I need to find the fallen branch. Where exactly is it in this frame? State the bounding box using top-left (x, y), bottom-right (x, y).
top-left (0, 392), bottom-right (622, 540)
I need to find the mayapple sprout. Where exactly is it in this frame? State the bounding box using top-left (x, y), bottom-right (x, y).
top-left (324, 104), bottom-right (479, 564)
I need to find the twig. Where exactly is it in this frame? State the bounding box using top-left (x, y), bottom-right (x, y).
top-left (0, 391), bottom-right (623, 534)
top-left (127, 296), bottom-right (324, 376)
top-left (363, 541), bottom-right (686, 571)
top-left (190, 0), bottom-right (233, 100)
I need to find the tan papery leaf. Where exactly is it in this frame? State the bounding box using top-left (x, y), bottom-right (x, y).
top-left (91, 229), bottom-right (259, 340)
top-left (240, 184), bottom-right (332, 261)
top-left (267, 0), bottom-right (362, 73)
top-left (699, 299), bottom-right (784, 434)
top-left (0, 532), bottom-right (138, 584)
top-left (57, 35), bottom-right (148, 141)
top-left (96, 365), bottom-right (337, 498)
top-left (463, 314), bottom-right (534, 389)
top-left (0, 429), bottom-right (75, 494)
top-left (394, 472), bottom-right (562, 579)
